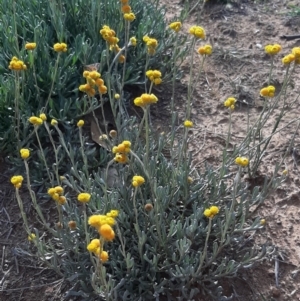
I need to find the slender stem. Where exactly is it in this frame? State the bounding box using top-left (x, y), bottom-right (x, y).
top-left (43, 53), bottom-right (61, 113)
top-left (186, 38), bottom-right (196, 120)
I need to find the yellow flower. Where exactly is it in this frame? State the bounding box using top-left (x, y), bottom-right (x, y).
top-left (28, 233), bottom-right (36, 241)
top-left (77, 120), bottom-right (84, 127)
top-left (134, 93), bottom-right (158, 107)
top-left (187, 176), bottom-right (194, 184)
top-left (292, 47), bottom-right (300, 59)
top-left (235, 156), bottom-right (249, 167)
top-left (114, 93), bottom-right (120, 99)
top-left (143, 36), bottom-right (158, 55)
top-left (260, 219), bottom-right (266, 225)
top-left (282, 53), bottom-right (295, 65)
top-left (130, 37), bottom-right (137, 46)
top-left (264, 44), bottom-right (282, 55)
top-left (39, 113), bottom-right (47, 121)
top-left (28, 116), bottom-right (43, 126)
top-left (198, 44), bottom-right (212, 55)
top-left (260, 85), bottom-right (275, 97)
top-left (204, 205), bottom-right (219, 218)
top-left (132, 175), bottom-right (145, 187)
top-left (146, 70), bottom-right (162, 85)
top-left (10, 175), bottom-right (24, 189)
top-left (184, 120), bottom-right (193, 128)
top-left (87, 239), bottom-right (101, 253)
top-left (114, 153), bottom-right (128, 164)
top-left (121, 4), bottom-right (131, 13)
top-left (99, 250), bottom-right (109, 263)
top-left (77, 192), bottom-right (91, 203)
top-left (189, 26), bottom-right (206, 39)
top-left (25, 43), bottom-right (37, 50)
top-left (169, 21), bottom-right (182, 33)
top-left (8, 57), bottom-right (27, 71)
top-left (99, 224), bottom-right (115, 241)
top-left (124, 12), bottom-right (136, 22)
top-left (88, 215), bottom-right (108, 229)
top-left (51, 119), bottom-right (58, 126)
top-left (282, 169), bottom-right (288, 175)
top-left (53, 43), bottom-right (68, 52)
top-left (20, 148), bottom-right (30, 159)
top-left (108, 210), bottom-right (119, 218)
top-left (224, 97), bottom-right (236, 108)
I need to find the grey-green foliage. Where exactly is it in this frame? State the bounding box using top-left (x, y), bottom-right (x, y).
top-left (29, 118), bottom-right (278, 301)
top-left (0, 0), bottom-right (184, 154)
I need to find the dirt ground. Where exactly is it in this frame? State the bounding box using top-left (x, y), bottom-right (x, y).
top-left (1, 0), bottom-right (300, 300)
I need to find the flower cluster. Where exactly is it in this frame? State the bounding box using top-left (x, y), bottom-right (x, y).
top-left (132, 175), bottom-right (145, 187)
top-left (282, 47), bottom-right (300, 65)
top-left (20, 148), bottom-right (30, 160)
top-left (203, 206), bottom-right (219, 219)
top-left (112, 140), bottom-right (131, 164)
top-left (146, 70), bottom-right (162, 85)
top-left (134, 93), bottom-right (158, 107)
top-left (48, 186), bottom-right (66, 205)
top-left (11, 175), bottom-right (24, 189)
top-left (87, 210), bottom-right (119, 263)
top-left (25, 42), bottom-right (37, 51)
top-left (197, 44), bottom-right (212, 56)
top-left (224, 97), bottom-right (236, 110)
top-left (264, 44), bottom-right (282, 55)
top-left (260, 85), bottom-right (275, 97)
top-left (77, 192), bottom-right (91, 203)
top-left (100, 25), bottom-right (119, 49)
top-left (169, 21), bottom-right (182, 33)
top-left (189, 25), bottom-right (206, 39)
top-left (79, 70), bottom-right (107, 97)
top-left (184, 120), bottom-right (193, 128)
top-left (53, 43), bottom-right (67, 52)
top-left (120, 0), bottom-right (136, 22)
top-left (143, 35), bottom-right (158, 55)
top-left (29, 116), bottom-right (43, 126)
top-left (9, 56), bottom-right (27, 71)
top-left (235, 157), bottom-right (249, 167)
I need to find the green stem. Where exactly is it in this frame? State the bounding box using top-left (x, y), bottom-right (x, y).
top-left (186, 38), bottom-right (196, 120)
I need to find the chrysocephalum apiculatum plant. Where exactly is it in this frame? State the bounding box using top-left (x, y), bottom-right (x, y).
top-left (0, 0), bottom-right (187, 156)
top-left (8, 0), bottom-right (300, 300)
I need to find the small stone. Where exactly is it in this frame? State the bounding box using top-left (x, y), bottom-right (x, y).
top-left (271, 287), bottom-right (281, 298)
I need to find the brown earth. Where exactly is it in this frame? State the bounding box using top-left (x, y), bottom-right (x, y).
top-left (1, 0), bottom-right (300, 300)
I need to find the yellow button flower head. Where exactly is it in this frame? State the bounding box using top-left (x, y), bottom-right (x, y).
top-left (132, 175), bottom-right (145, 187)
top-left (77, 192), bottom-right (91, 203)
top-left (260, 85), bottom-right (275, 97)
top-left (29, 116), bottom-right (43, 126)
top-left (25, 42), bottom-right (37, 50)
top-left (169, 21), bottom-right (182, 33)
top-left (51, 119), bottom-right (58, 126)
top-left (114, 153), bottom-right (128, 164)
top-left (11, 175), bottom-right (24, 188)
top-left (204, 205), bottom-right (219, 219)
top-left (143, 35), bottom-right (158, 55)
top-left (130, 37), bottom-right (137, 46)
top-left (88, 214), bottom-right (107, 229)
top-left (28, 233), bottom-right (36, 241)
top-left (224, 97), bottom-right (236, 108)
top-left (100, 250), bottom-right (109, 263)
top-left (99, 224), bottom-right (115, 241)
top-left (146, 70), bottom-right (162, 85)
top-left (282, 53), bottom-right (295, 65)
top-left (87, 239), bottom-right (101, 253)
top-left (108, 210), bottom-right (119, 218)
top-left (9, 57), bottom-right (27, 71)
top-left (189, 26), bottom-right (206, 39)
top-left (264, 44), bottom-right (282, 55)
top-left (53, 43), bottom-right (67, 52)
top-left (122, 4), bottom-right (131, 13)
top-left (39, 113), bottom-right (47, 121)
top-left (235, 156), bottom-right (249, 167)
top-left (20, 148), bottom-right (30, 159)
top-left (184, 120), bottom-right (193, 128)
top-left (124, 12), bottom-right (136, 22)
top-left (134, 93), bottom-right (158, 107)
top-left (198, 44), bottom-right (212, 56)
top-left (77, 120), bottom-right (84, 127)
